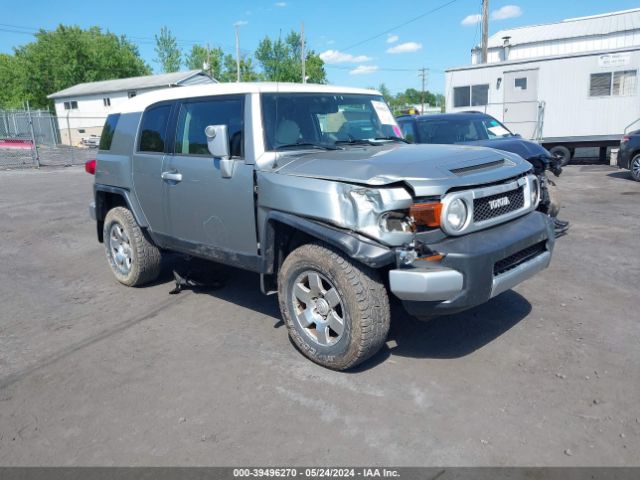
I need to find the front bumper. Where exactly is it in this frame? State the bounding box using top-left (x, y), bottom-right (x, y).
top-left (389, 211), bottom-right (554, 317)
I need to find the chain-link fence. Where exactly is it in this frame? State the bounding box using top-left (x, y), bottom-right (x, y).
top-left (1, 108), bottom-right (105, 169)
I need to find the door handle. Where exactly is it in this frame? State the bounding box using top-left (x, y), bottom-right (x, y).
top-left (161, 171), bottom-right (183, 182)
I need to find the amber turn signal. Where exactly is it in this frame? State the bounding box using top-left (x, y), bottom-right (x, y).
top-left (410, 202), bottom-right (442, 228)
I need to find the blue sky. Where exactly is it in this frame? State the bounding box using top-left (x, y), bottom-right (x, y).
top-left (1, 0), bottom-right (639, 94)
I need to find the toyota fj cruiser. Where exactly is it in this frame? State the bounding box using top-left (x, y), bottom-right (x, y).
top-left (88, 83), bottom-right (554, 369)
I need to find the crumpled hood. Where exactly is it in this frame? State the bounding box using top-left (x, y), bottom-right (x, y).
top-left (274, 143), bottom-right (532, 196)
top-left (461, 137), bottom-right (551, 160)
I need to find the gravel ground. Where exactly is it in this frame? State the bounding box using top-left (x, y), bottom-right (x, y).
top-left (0, 165), bottom-right (638, 466)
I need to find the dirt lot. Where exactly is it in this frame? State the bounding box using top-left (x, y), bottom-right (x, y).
top-left (0, 165), bottom-right (638, 466)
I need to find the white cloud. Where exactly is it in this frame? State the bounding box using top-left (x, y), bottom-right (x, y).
top-left (349, 65), bottom-right (379, 75)
top-left (461, 14), bottom-right (481, 26)
top-left (234, 20), bottom-right (248, 26)
top-left (492, 5), bottom-right (522, 20)
top-left (386, 42), bottom-right (422, 54)
top-left (386, 34), bottom-right (399, 44)
top-left (319, 49), bottom-right (372, 64)
top-left (274, 1), bottom-right (287, 7)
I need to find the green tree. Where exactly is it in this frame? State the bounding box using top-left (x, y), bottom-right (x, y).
top-left (219, 54), bottom-right (260, 82)
top-left (0, 54), bottom-right (26, 108)
top-left (8, 25), bottom-right (150, 108)
top-left (154, 26), bottom-right (181, 73)
top-left (185, 45), bottom-right (223, 79)
top-left (377, 83), bottom-right (393, 103)
top-left (254, 31), bottom-right (326, 83)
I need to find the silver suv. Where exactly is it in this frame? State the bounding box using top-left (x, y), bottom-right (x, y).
top-left (88, 83), bottom-right (554, 369)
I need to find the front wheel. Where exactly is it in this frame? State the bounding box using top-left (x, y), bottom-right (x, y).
top-left (630, 154), bottom-right (640, 182)
top-left (278, 243), bottom-right (390, 370)
top-left (103, 207), bottom-right (162, 286)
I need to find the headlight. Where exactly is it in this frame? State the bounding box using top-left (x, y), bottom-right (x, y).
top-left (379, 211), bottom-right (414, 233)
top-left (445, 198), bottom-right (468, 231)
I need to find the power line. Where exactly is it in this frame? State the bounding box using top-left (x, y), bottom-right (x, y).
top-left (0, 23), bottom-right (247, 54)
top-left (325, 65), bottom-right (446, 74)
top-left (342, 0), bottom-right (461, 51)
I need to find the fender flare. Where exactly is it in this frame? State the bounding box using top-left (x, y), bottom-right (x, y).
top-left (94, 184), bottom-right (149, 228)
top-left (263, 211), bottom-right (395, 272)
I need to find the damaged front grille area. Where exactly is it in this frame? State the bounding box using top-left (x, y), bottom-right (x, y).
top-left (493, 241), bottom-right (547, 276)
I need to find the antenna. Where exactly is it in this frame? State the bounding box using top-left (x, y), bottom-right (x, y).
top-left (273, 29), bottom-right (283, 165)
top-left (301, 22), bottom-right (306, 84)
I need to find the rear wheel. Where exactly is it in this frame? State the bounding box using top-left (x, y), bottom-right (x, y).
top-left (103, 207), bottom-right (161, 286)
top-left (278, 243), bottom-right (390, 370)
top-left (549, 145), bottom-right (572, 167)
top-left (630, 154), bottom-right (640, 182)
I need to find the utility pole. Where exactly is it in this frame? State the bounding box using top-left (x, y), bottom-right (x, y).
top-left (419, 68), bottom-right (428, 114)
top-left (481, 0), bottom-right (489, 63)
top-left (235, 24), bottom-right (241, 82)
top-left (205, 43), bottom-right (211, 78)
top-left (301, 22), bottom-right (306, 84)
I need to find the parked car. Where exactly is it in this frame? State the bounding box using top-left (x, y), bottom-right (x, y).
top-left (396, 112), bottom-right (568, 225)
top-left (618, 129), bottom-right (640, 181)
top-left (86, 83), bottom-right (554, 370)
top-left (81, 135), bottom-right (101, 148)
top-left (396, 112), bottom-right (556, 165)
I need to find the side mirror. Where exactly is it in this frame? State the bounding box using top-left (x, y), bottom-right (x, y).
top-left (205, 125), bottom-right (233, 178)
top-left (514, 133), bottom-right (522, 138)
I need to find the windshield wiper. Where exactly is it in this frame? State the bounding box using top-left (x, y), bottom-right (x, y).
top-left (275, 142), bottom-right (342, 151)
top-left (334, 138), bottom-right (381, 146)
top-left (373, 136), bottom-right (409, 143)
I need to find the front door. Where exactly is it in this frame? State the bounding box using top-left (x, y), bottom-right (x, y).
top-left (161, 95), bottom-right (258, 266)
top-left (503, 69), bottom-right (539, 139)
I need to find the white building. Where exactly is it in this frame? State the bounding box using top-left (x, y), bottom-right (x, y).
top-left (445, 8), bottom-right (640, 160)
top-left (48, 70), bottom-right (215, 145)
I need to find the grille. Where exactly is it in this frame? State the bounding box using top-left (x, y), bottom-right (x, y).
top-left (494, 241), bottom-right (546, 276)
top-left (474, 187), bottom-right (524, 222)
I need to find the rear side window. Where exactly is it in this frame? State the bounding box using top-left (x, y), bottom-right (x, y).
top-left (138, 104), bottom-right (172, 153)
top-left (99, 114), bottom-right (120, 151)
top-left (174, 96), bottom-right (244, 157)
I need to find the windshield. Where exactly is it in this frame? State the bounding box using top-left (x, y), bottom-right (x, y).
top-left (416, 116), bottom-right (514, 144)
top-left (261, 93), bottom-right (402, 150)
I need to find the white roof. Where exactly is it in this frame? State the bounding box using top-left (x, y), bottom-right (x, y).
top-left (486, 8), bottom-right (640, 48)
top-left (47, 70), bottom-right (214, 99)
top-left (115, 82), bottom-right (381, 113)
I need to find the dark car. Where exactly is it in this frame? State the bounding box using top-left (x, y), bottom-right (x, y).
top-left (618, 129), bottom-right (640, 182)
top-left (396, 112), bottom-right (556, 166)
top-left (397, 111), bottom-right (569, 235)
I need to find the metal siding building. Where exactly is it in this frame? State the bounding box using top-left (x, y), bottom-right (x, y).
top-left (445, 9), bottom-right (640, 143)
top-left (47, 70), bottom-right (216, 145)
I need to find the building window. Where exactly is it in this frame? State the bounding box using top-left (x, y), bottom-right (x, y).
top-left (128, 91), bottom-right (137, 98)
top-left (454, 84), bottom-right (489, 108)
top-left (471, 84), bottom-right (489, 106)
top-left (590, 70), bottom-right (637, 97)
top-left (63, 101), bottom-right (78, 110)
top-left (103, 97), bottom-right (111, 107)
top-left (514, 77), bottom-right (527, 90)
top-left (454, 87), bottom-right (471, 108)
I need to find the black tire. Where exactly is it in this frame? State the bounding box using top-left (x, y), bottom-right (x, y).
top-left (549, 145), bottom-right (572, 167)
top-left (630, 154), bottom-right (640, 182)
top-left (278, 243), bottom-right (390, 370)
top-left (103, 207), bottom-right (161, 286)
